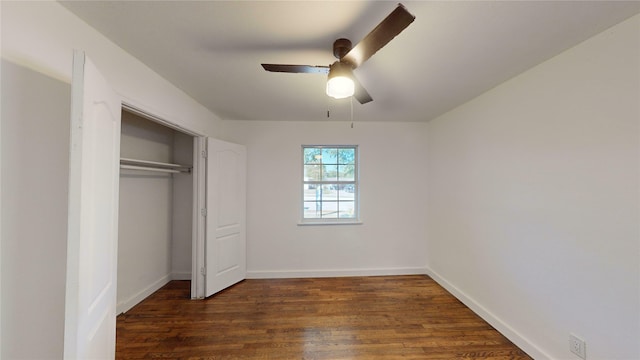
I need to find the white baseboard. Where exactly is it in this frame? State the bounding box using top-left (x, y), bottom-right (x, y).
top-left (116, 274), bottom-right (171, 315)
top-left (246, 267), bottom-right (428, 279)
top-left (425, 267), bottom-right (550, 360)
top-left (171, 271), bottom-right (191, 281)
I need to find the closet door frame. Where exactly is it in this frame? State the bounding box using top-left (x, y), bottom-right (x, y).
top-left (120, 103), bottom-right (206, 299)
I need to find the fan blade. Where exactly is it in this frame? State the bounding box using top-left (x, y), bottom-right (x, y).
top-left (352, 73), bottom-right (373, 104)
top-left (261, 64), bottom-right (329, 74)
top-left (341, 3), bottom-right (415, 69)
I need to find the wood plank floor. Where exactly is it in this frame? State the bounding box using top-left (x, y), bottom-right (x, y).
top-left (116, 275), bottom-right (532, 359)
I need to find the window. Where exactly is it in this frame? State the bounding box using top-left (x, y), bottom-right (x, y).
top-left (302, 145), bottom-right (358, 223)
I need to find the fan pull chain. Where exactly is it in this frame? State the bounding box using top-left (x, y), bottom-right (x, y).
top-left (327, 96), bottom-right (331, 118)
top-left (350, 96), bottom-right (354, 128)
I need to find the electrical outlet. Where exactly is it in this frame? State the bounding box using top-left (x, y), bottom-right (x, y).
top-left (569, 333), bottom-right (586, 359)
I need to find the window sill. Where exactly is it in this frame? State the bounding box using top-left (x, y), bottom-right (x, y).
top-left (297, 221), bottom-right (363, 226)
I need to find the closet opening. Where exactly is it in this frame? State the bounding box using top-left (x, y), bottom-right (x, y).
top-left (116, 107), bottom-right (202, 314)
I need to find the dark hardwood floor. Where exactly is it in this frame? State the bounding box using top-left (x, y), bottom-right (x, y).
top-left (116, 275), bottom-right (532, 359)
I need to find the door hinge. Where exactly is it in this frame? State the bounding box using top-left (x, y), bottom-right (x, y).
top-left (201, 150), bottom-right (207, 159)
top-left (201, 208), bottom-right (207, 217)
top-left (200, 267), bottom-right (206, 276)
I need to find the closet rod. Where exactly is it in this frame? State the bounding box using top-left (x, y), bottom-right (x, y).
top-left (120, 164), bottom-right (181, 174)
top-left (120, 157), bottom-right (192, 173)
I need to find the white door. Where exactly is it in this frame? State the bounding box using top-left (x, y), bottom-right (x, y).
top-left (205, 138), bottom-right (247, 297)
top-left (64, 51), bottom-right (121, 359)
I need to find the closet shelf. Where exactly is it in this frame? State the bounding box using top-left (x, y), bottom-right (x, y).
top-left (120, 157), bottom-right (192, 174)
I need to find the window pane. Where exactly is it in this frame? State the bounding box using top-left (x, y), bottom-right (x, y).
top-left (338, 165), bottom-right (354, 181)
top-left (338, 148), bottom-right (355, 164)
top-left (304, 165), bottom-right (322, 181)
top-left (322, 165), bottom-right (338, 181)
top-left (320, 200), bottom-right (338, 218)
top-left (338, 201), bottom-right (355, 218)
top-left (303, 184), bottom-right (321, 201)
top-left (320, 184), bottom-right (336, 201)
top-left (303, 201), bottom-right (322, 218)
top-left (321, 148), bottom-right (338, 164)
top-left (338, 185), bottom-right (355, 199)
top-left (304, 148), bottom-right (322, 164)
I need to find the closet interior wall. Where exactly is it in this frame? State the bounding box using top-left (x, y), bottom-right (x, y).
top-left (117, 110), bottom-right (193, 314)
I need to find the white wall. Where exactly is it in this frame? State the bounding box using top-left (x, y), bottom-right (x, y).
top-left (1, 1), bottom-right (221, 358)
top-left (1, 1), bottom-right (221, 137)
top-left (1, 6), bottom-right (3, 356)
top-left (172, 132), bottom-right (194, 280)
top-left (1, 59), bottom-right (70, 359)
top-left (426, 14), bottom-right (639, 360)
top-left (222, 120), bottom-right (428, 278)
top-left (118, 112), bottom-right (175, 314)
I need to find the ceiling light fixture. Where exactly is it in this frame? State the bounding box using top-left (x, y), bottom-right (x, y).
top-left (326, 61), bottom-right (354, 99)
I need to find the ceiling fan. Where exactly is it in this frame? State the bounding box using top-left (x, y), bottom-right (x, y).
top-left (261, 3), bottom-right (415, 104)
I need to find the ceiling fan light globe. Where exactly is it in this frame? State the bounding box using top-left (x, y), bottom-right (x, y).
top-left (326, 76), bottom-right (355, 99)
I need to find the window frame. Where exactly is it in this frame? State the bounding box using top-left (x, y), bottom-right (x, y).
top-left (300, 145), bottom-right (361, 225)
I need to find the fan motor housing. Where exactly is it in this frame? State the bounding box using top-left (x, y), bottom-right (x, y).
top-left (333, 38), bottom-right (353, 59)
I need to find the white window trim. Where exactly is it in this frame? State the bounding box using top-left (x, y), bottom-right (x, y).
top-left (299, 145), bottom-right (361, 225)
top-left (297, 221), bottom-right (363, 226)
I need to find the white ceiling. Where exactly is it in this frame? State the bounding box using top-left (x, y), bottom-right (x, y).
top-left (60, 1), bottom-right (640, 123)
